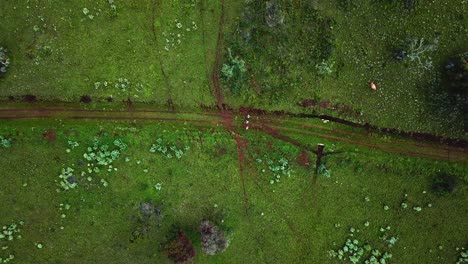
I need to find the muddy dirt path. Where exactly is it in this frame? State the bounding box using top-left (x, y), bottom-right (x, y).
top-left (209, 0), bottom-right (251, 213)
top-left (0, 107), bottom-right (465, 162)
top-left (258, 124), bottom-right (466, 161)
top-left (263, 117), bottom-right (466, 156)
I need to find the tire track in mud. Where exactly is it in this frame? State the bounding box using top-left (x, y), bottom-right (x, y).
top-left (209, 0), bottom-right (251, 214)
top-left (212, 0), bottom-right (253, 216)
top-left (267, 117), bottom-right (466, 155)
top-left (0, 107), bottom-right (465, 161)
top-left (253, 123), bottom-right (466, 162)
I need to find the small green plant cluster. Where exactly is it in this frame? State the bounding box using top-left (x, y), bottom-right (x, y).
top-left (444, 51), bottom-right (468, 95)
top-left (66, 140), bottom-right (79, 153)
top-left (316, 60), bottom-right (335, 76)
top-left (0, 136), bottom-right (12, 148)
top-left (328, 226), bottom-right (396, 264)
top-left (0, 221), bottom-right (24, 263)
top-left (107, 0), bottom-right (117, 17)
top-left (221, 48), bottom-right (247, 94)
top-left (82, 8), bottom-right (95, 20)
top-left (404, 37), bottom-right (438, 71)
top-left (150, 138), bottom-right (189, 159)
top-left (457, 249), bottom-right (468, 264)
top-left (83, 1), bottom-right (117, 21)
top-left (0, 47), bottom-right (10, 75)
top-left (255, 155), bottom-right (291, 185)
top-left (0, 221), bottom-right (24, 242)
top-left (163, 19), bottom-right (198, 52)
top-left (94, 78), bottom-right (144, 93)
top-left (318, 163), bottom-right (331, 178)
top-left (0, 254), bottom-right (14, 264)
top-left (83, 138), bottom-right (127, 170)
top-left (58, 167), bottom-right (77, 190)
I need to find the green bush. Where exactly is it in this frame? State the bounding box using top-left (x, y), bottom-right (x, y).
top-left (316, 60), bottom-right (335, 76)
top-left (0, 47), bottom-right (10, 76)
top-left (399, 37), bottom-right (438, 71)
top-left (0, 136), bottom-right (12, 148)
top-left (221, 48), bottom-right (247, 94)
top-left (431, 173), bottom-right (457, 196)
top-left (443, 52), bottom-right (468, 95)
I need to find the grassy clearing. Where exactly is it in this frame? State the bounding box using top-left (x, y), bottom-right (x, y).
top-left (222, 0), bottom-right (467, 138)
top-left (0, 0), bottom-right (220, 107)
top-left (0, 119), bottom-right (466, 263)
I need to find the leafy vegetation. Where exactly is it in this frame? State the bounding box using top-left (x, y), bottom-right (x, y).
top-left (0, 47), bottom-right (9, 76)
top-left (0, 220), bottom-right (24, 263)
top-left (221, 48), bottom-right (247, 94)
top-left (0, 136), bottom-right (11, 148)
top-left (400, 37), bottom-right (439, 71)
top-left (457, 249), bottom-right (468, 264)
top-left (443, 51), bottom-right (468, 95)
top-left (0, 0), bottom-right (467, 263)
top-left (255, 154), bottom-right (292, 184)
top-left (149, 138), bottom-right (188, 159)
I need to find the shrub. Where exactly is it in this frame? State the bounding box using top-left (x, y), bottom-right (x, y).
top-left (0, 136), bottom-right (12, 148)
top-left (265, 1), bottom-right (284, 28)
top-left (149, 138), bottom-right (188, 159)
top-left (457, 249), bottom-right (468, 264)
top-left (443, 51), bottom-right (468, 95)
top-left (200, 220), bottom-right (229, 255)
top-left (221, 48), bottom-right (247, 94)
top-left (398, 37), bottom-right (438, 71)
top-left (163, 230), bottom-right (195, 264)
top-left (58, 167), bottom-right (78, 190)
top-left (431, 173), bottom-right (457, 195)
top-left (0, 47), bottom-right (10, 76)
top-left (316, 60), bottom-right (335, 76)
top-left (22, 95), bottom-right (37, 102)
top-left (80, 95), bottom-right (92, 103)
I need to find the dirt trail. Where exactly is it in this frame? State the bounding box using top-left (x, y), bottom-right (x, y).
top-left (265, 124), bottom-right (466, 161)
top-left (0, 107), bottom-right (465, 161)
top-left (265, 117), bottom-right (466, 156)
top-left (208, 0), bottom-right (250, 213)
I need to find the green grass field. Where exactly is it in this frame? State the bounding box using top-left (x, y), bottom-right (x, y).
top-left (0, 119), bottom-right (466, 263)
top-left (221, 0), bottom-right (468, 138)
top-left (0, 0), bottom-right (220, 108)
top-left (0, 0), bottom-right (467, 263)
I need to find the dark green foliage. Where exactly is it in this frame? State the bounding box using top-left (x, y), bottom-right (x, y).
top-left (221, 49), bottom-right (247, 94)
top-left (228, 0), bottom-right (335, 97)
top-left (80, 95), bottom-right (92, 103)
top-left (0, 136), bottom-right (12, 148)
top-left (0, 47), bottom-right (10, 75)
top-left (431, 173), bottom-right (457, 195)
top-left (443, 52), bottom-right (468, 96)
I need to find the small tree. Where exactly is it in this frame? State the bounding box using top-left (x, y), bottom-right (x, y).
top-left (200, 220), bottom-right (229, 255)
top-left (443, 52), bottom-right (468, 96)
top-left (0, 47), bottom-right (10, 76)
top-left (163, 230), bottom-right (195, 264)
top-left (221, 48), bottom-right (247, 94)
top-left (431, 173), bottom-right (457, 195)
